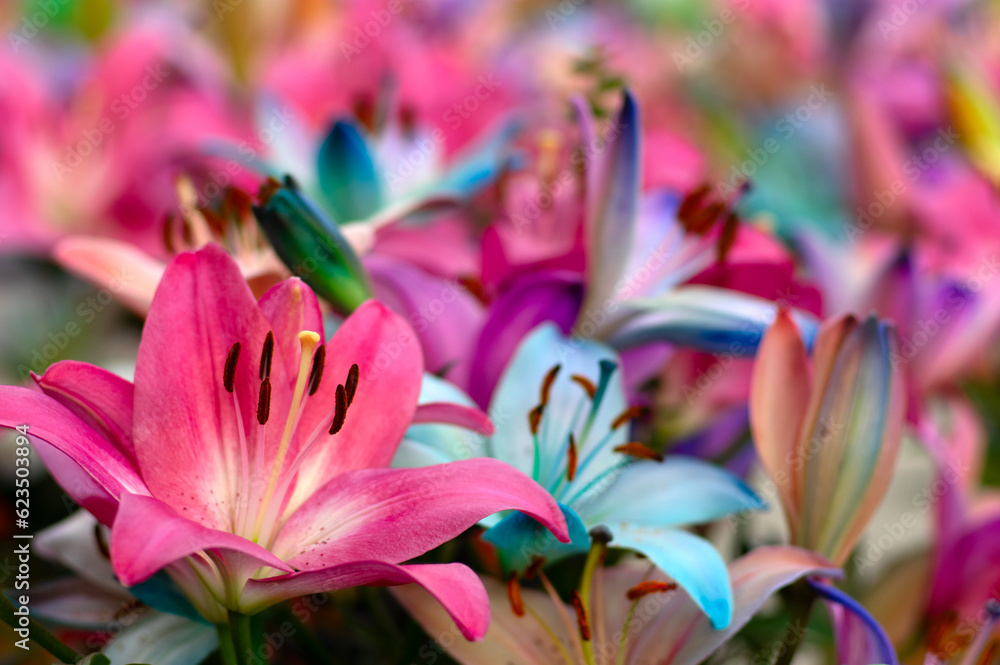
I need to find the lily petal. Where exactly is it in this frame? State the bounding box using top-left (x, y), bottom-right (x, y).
top-left (578, 458), bottom-right (764, 528)
top-left (53, 236), bottom-right (165, 316)
top-left (809, 579), bottom-right (899, 665)
top-left (393, 576), bottom-right (567, 665)
top-left (0, 386), bottom-right (147, 524)
top-left (604, 286), bottom-right (820, 355)
top-left (412, 402), bottom-right (494, 435)
top-left (481, 503), bottom-right (590, 573)
top-left (36, 511), bottom-right (121, 595)
top-left (630, 546), bottom-right (839, 665)
top-left (34, 360), bottom-right (136, 465)
top-left (467, 271), bottom-right (584, 408)
top-left (605, 524), bottom-right (733, 629)
top-left (487, 323), bottom-right (628, 493)
top-left (273, 459), bottom-right (569, 567)
top-left (290, 300), bottom-right (423, 510)
top-left (30, 578), bottom-right (133, 629)
top-left (244, 562), bottom-right (489, 640)
top-left (134, 244), bottom-right (286, 532)
top-left (258, 277), bottom-right (324, 383)
top-left (101, 612), bottom-right (219, 665)
top-left (580, 90), bottom-right (640, 318)
top-left (110, 493), bottom-right (292, 588)
top-left (750, 308), bottom-right (812, 531)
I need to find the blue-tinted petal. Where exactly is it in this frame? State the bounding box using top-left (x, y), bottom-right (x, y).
top-left (481, 503), bottom-right (590, 574)
top-left (426, 119), bottom-right (521, 200)
top-left (605, 286), bottom-right (820, 355)
top-left (581, 90), bottom-right (640, 315)
top-left (317, 119), bottom-right (384, 223)
top-left (487, 323), bottom-right (627, 491)
top-left (809, 579), bottom-right (898, 665)
top-left (102, 612), bottom-right (218, 665)
top-left (606, 524), bottom-right (734, 629)
top-left (575, 457), bottom-right (764, 528)
top-left (392, 374), bottom-right (488, 468)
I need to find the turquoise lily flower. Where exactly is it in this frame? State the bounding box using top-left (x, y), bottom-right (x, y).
top-left (394, 323), bottom-right (765, 629)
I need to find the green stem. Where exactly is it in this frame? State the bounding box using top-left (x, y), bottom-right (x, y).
top-left (216, 623), bottom-right (238, 665)
top-left (773, 580), bottom-right (816, 665)
top-left (229, 611), bottom-right (259, 665)
top-left (0, 594), bottom-right (82, 663)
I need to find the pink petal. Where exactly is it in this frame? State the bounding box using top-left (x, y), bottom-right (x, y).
top-left (289, 300), bottom-right (423, 509)
top-left (53, 236), bottom-right (166, 316)
top-left (630, 547), bottom-right (839, 665)
top-left (134, 245), bottom-right (290, 531)
top-left (34, 360), bottom-right (136, 465)
top-left (0, 386), bottom-right (147, 525)
top-left (394, 577), bottom-right (565, 664)
top-left (258, 277), bottom-right (324, 390)
top-left (273, 459), bottom-right (568, 567)
top-left (244, 562), bottom-right (489, 640)
top-left (750, 308), bottom-right (811, 529)
top-left (412, 402), bottom-right (494, 435)
top-left (110, 493), bottom-right (292, 588)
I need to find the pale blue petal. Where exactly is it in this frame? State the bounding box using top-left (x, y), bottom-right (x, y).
top-left (605, 286), bottom-right (820, 354)
top-left (604, 524), bottom-right (733, 629)
top-left (392, 374), bottom-right (487, 467)
top-left (391, 438), bottom-right (460, 468)
top-left (425, 119), bottom-right (520, 199)
top-left (575, 458), bottom-right (764, 528)
top-left (487, 323), bottom-right (628, 491)
top-left (481, 503), bottom-right (590, 574)
top-left (102, 612), bottom-right (218, 665)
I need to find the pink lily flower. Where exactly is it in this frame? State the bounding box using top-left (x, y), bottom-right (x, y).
top-left (0, 244), bottom-right (568, 638)
top-left (394, 546), bottom-right (837, 665)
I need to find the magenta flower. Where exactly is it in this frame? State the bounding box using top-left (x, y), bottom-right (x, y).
top-left (0, 244), bottom-right (568, 639)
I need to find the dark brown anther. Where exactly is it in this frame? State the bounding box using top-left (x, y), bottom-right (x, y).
top-left (690, 200), bottom-right (725, 234)
top-left (571, 374), bottom-right (597, 399)
top-left (528, 404), bottom-right (545, 435)
top-left (345, 363), bottom-right (360, 406)
top-left (540, 364), bottom-right (561, 405)
top-left (307, 345), bottom-right (326, 396)
top-left (257, 378), bottom-right (272, 425)
top-left (329, 384), bottom-right (348, 434)
top-left (259, 332), bottom-right (275, 380)
top-left (677, 183), bottom-right (711, 228)
top-left (198, 204), bottom-right (226, 238)
top-left (625, 581), bottom-right (676, 601)
top-left (258, 177), bottom-right (282, 206)
top-left (525, 557), bottom-right (546, 580)
top-left (353, 93), bottom-right (376, 133)
top-left (507, 573), bottom-right (525, 618)
top-left (571, 591), bottom-right (591, 641)
top-left (566, 434), bottom-right (578, 482)
top-left (613, 442), bottom-right (663, 462)
top-left (611, 405), bottom-right (648, 430)
top-left (162, 213), bottom-right (176, 253)
top-left (223, 342), bottom-right (242, 393)
top-left (717, 211), bottom-right (739, 262)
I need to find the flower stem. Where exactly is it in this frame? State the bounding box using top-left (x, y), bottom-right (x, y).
top-left (216, 622), bottom-right (239, 665)
top-left (0, 594), bottom-right (82, 663)
top-left (773, 579), bottom-right (816, 665)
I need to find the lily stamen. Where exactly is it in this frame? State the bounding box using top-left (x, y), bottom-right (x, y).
top-left (223, 342), bottom-right (241, 394)
top-left (612, 443), bottom-right (663, 462)
top-left (329, 384), bottom-right (348, 435)
top-left (507, 573), bottom-right (525, 618)
top-left (253, 331), bottom-right (321, 542)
